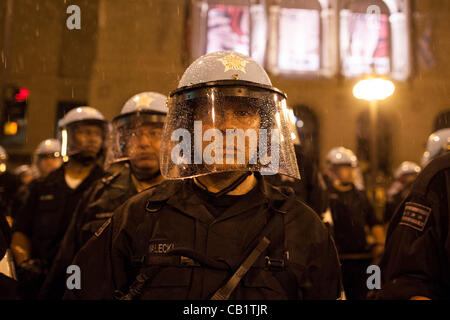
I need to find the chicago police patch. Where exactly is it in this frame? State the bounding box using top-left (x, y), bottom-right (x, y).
top-left (399, 202), bottom-right (431, 232)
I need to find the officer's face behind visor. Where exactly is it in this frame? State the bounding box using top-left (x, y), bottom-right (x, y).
top-left (127, 122), bottom-right (163, 175)
top-left (160, 83), bottom-right (300, 180)
top-left (39, 154), bottom-right (62, 177)
top-left (334, 165), bottom-right (355, 185)
top-left (71, 122), bottom-right (104, 158)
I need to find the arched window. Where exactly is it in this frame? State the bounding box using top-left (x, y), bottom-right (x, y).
top-left (267, 0), bottom-right (323, 76)
top-left (188, 0), bottom-right (266, 65)
top-left (340, 0), bottom-right (411, 80)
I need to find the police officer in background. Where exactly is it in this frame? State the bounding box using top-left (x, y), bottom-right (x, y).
top-left (11, 107), bottom-right (107, 298)
top-left (40, 92), bottom-right (167, 299)
top-left (0, 209), bottom-right (19, 299)
top-left (266, 108), bottom-right (328, 215)
top-left (374, 129), bottom-right (450, 299)
top-left (384, 161), bottom-right (421, 224)
top-left (0, 146), bottom-right (21, 224)
top-left (65, 51), bottom-right (342, 300)
top-left (33, 138), bottom-right (63, 179)
top-left (14, 139), bottom-right (63, 215)
top-left (322, 147), bottom-right (385, 300)
top-left (14, 165), bottom-right (35, 187)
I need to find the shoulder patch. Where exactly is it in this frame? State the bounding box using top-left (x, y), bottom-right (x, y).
top-left (399, 202), bottom-right (431, 232)
top-left (94, 218), bottom-right (111, 237)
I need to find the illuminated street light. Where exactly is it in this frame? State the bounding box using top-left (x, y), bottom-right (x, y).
top-left (353, 75), bottom-right (395, 220)
top-left (353, 78), bottom-right (395, 101)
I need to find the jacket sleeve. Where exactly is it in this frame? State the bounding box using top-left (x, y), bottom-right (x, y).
top-left (286, 204), bottom-right (342, 300)
top-left (13, 181), bottom-right (38, 237)
top-left (39, 189), bottom-right (92, 299)
top-left (62, 217), bottom-right (115, 300)
top-left (63, 197), bottom-right (134, 300)
top-left (375, 171), bottom-right (449, 300)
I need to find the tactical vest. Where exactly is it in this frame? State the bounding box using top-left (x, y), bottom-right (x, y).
top-left (115, 185), bottom-right (300, 300)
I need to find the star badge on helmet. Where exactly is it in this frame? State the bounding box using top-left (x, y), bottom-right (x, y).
top-left (218, 54), bottom-right (249, 73)
top-left (134, 95), bottom-right (154, 108)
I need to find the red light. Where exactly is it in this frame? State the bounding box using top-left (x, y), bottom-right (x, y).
top-left (15, 88), bottom-right (29, 101)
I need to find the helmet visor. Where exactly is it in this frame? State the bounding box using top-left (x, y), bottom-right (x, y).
top-left (107, 112), bottom-right (164, 166)
top-left (161, 83), bottom-right (300, 180)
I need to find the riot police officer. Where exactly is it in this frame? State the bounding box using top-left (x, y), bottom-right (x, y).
top-left (322, 147), bottom-right (384, 299)
top-left (33, 138), bottom-right (63, 179)
top-left (40, 92), bottom-right (168, 299)
top-left (0, 146), bottom-right (21, 223)
top-left (65, 51), bottom-right (342, 300)
top-left (384, 161), bottom-right (421, 224)
top-left (374, 130), bottom-right (450, 299)
top-left (0, 209), bottom-right (19, 299)
top-left (11, 107), bottom-right (107, 298)
top-left (266, 108), bottom-right (328, 215)
top-left (420, 128), bottom-right (450, 168)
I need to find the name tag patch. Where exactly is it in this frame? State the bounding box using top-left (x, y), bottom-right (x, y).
top-left (399, 202), bottom-right (431, 232)
top-left (149, 239), bottom-right (175, 255)
top-left (40, 194), bottom-right (55, 201)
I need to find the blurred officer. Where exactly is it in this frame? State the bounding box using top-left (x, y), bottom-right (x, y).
top-left (33, 139), bottom-right (63, 179)
top-left (11, 107), bottom-right (107, 299)
top-left (384, 161), bottom-right (421, 224)
top-left (14, 165), bottom-right (35, 187)
top-left (420, 128), bottom-right (450, 168)
top-left (0, 209), bottom-right (19, 299)
top-left (322, 147), bottom-right (384, 300)
top-left (373, 131), bottom-right (450, 300)
top-left (65, 51), bottom-right (342, 300)
top-left (375, 152), bottom-right (450, 299)
top-left (40, 92), bottom-right (167, 299)
top-left (0, 146), bottom-right (21, 223)
top-left (266, 108), bottom-right (328, 215)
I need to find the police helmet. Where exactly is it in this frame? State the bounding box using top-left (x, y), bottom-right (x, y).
top-left (160, 51), bottom-right (300, 180)
top-left (59, 106), bottom-right (109, 160)
top-left (326, 147), bottom-right (358, 168)
top-left (393, 161), bottom-right (421, 180)
top-left (107, 92), bottom-right (168, 166)
top-left (0, 146), bottom-right (7, 162)
top-left (420, 128), bottom-right (450, 167)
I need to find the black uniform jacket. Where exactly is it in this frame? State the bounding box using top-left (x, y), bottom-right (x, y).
top-left (324, 176), bottom-right (379, 254)
top-left (14, 164), bottom-right (104, 266)
top-left (376, 152), bottom-right (450, 299)
top-left (40, 163), bottom-right (138, 299)
top-left (64, 174), bottom-right (342, 300)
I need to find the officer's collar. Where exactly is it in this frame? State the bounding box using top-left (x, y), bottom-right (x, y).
top-left (163, 174), bottom-right (268, 224)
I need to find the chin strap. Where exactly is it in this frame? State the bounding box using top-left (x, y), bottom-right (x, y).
top-left (194, 171), bottom-right (253, 198)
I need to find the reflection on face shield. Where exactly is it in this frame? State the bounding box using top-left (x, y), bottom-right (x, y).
top-left (161, 84), bottom-right (301, 180)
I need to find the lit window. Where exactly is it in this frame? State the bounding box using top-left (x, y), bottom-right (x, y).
top-left (277, 8), bottom-right (320, 72)
top-left (340, 0), bottom-right (411, 80)
top-left (189, 0), bottom-right (266, 65)
top-left (267, 0), bottom-right (326, 76)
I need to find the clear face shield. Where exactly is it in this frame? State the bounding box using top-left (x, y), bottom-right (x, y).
top-left (108, 112), bottom-right (165, 173)
top-left (160, 81), bottom-right (300, 180)
top-left (60, 120), bottom-right (109, 162)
